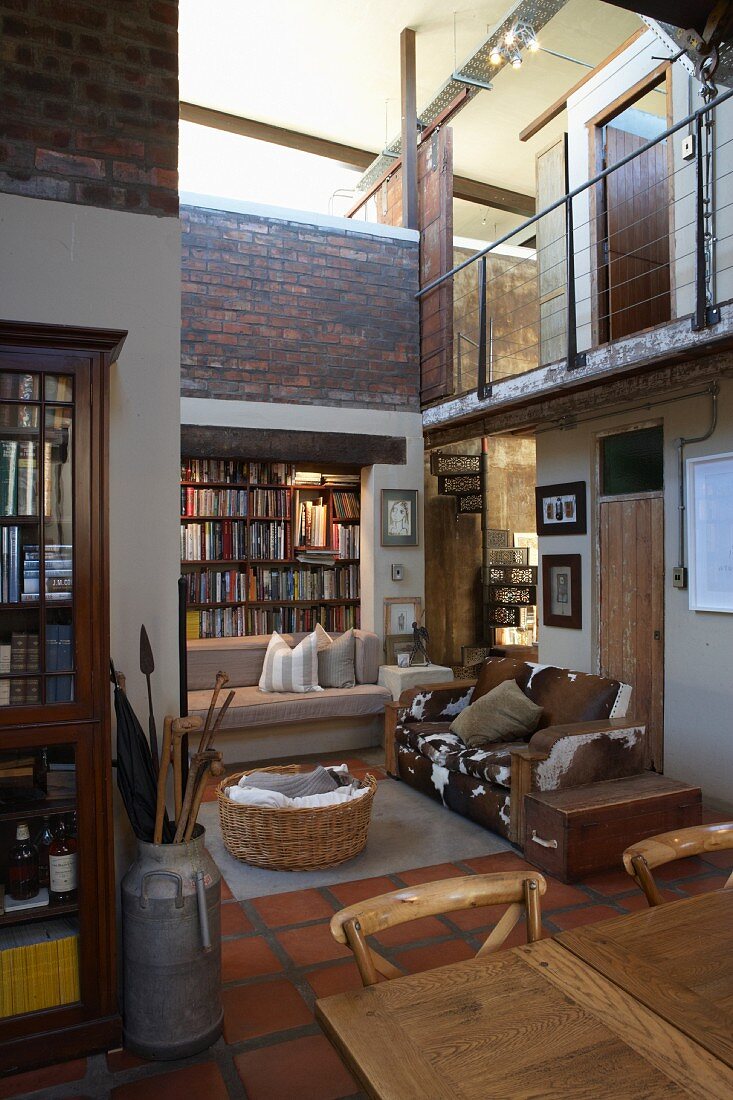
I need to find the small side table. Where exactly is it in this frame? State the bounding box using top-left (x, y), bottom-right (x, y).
top-left (378, 663), bottom-right (454, 702)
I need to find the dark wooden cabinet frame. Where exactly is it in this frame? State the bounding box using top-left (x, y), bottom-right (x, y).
top-left (0, 320), bottom-right (126, 1073)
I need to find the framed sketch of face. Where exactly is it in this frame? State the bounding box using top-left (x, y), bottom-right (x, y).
top-left (381, 489), bottom-right (419, 547)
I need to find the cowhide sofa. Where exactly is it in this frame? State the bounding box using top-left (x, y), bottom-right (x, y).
top-left (188, 631), bottom-right (390, 762)
top-left (384, 657), bottom-right (646, 846)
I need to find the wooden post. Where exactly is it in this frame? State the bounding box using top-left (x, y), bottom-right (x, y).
top-left (400, 27), bottom-right (418, 230)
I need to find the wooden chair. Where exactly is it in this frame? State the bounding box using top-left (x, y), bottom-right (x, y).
top-left (623, 821), bottom-right (733, 907)
top-left (330, 870), bottom-right (547, 987)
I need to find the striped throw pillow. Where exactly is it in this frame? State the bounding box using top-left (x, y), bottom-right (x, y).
top-left (258, 631), bottom-right (323, 694)
top-left (314, 623), bottom-right (356, 689)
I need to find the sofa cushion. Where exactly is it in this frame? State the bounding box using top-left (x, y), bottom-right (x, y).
top-left (472, 657), bottom-right (531, 702)
top-left (188, 682), bottom-right (391, 729)
top-left (450, 679), bottom-right (543, 747)
top-left (524, 664), bottom-right (621, 727)
top-left (353, 629), bottom-right (379, 685)
top-left (259, 631), bottom-right (321, 693)
top-left (396, 721), bottom-right (524, 788)
top-left (315, 624), bottom-right (356, 689)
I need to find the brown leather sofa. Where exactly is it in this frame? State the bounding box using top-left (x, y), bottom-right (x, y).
top-left (384, 657), bottom-right (646, 845)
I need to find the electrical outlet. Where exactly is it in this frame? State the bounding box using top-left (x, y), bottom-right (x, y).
top-left (672, 566), bottom-right (687, 589)
top-left (391, 564), bottom-right (404, 582)
top-left (681, 134), bottom-right (695, 162)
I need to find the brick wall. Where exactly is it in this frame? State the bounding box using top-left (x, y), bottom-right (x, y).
top-left (181, 205), bottom-right (420, 410)
top-left (0, 1), bottom-right (178, 216)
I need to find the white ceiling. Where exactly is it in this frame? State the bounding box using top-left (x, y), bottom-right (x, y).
top-left (179, 1), bottom-right (642, 239)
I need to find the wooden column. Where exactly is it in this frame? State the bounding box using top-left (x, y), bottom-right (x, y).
top-left (400, 27), bottom-right (418, 230)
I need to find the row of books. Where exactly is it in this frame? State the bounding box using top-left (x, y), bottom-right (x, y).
top-left (1, 526), bottom-right (20, 603)
top-left (333, 523), bottom-right (360, 559)
top-left (23, 545), bottom-right (73, 603)
top-left (250, 488), bottom-right (290, 518)
top-left (189, 603), bottom-right (361, 639)
top-left (180, 487), bottom-right (247, 517)
top-left (0, 371), bottom-right (36, 404)
top-left (0, 632), bottom-right (40, 705)
top-left (181, 459), bottom-right (248, 484)
top-left (331, 491), bottom-right (359, 519)
top-left (180, 521), bottom-right (247, 561)
top-left (297, 500), bottom-right (328, 547)
top-left (248, 564), bottom-right (360, 602)
top-left (248, 462), bottom-right (293, 485)
top-left (184, 569), bottom-right (248, 605)
top-left (0, 919), bottom-right (79, 1019)
top-left (249, 520), bottom-right (291, 560)
top-left (0, 440), bottom-right (38, 516)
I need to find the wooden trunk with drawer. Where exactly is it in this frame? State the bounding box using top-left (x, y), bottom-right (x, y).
top-left (523, 774), bottom-right (702, 883)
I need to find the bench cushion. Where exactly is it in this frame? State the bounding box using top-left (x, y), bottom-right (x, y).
top-left (189, 682), bottom-right (391, 730)
top-left (396, 721), bottom-right (525, 789)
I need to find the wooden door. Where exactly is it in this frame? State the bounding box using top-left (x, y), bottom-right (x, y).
top-left (599, 495), bottom-right (664, 770)
top-left (603, 126), bottom-right (670, 339)
top-left (536, 135), bottom-right (567, 365)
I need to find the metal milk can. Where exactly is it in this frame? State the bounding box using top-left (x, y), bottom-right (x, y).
top-left (121, 825), bottom-right (223, 1059)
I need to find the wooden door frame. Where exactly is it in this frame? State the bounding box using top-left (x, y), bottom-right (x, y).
top-left (586, 63), bottom-right (675, 348)
top-left (593, 419), bottom-right (665, 768)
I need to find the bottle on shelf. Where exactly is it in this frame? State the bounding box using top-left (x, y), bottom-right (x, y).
top-left (34, 813), bottom-right (55, 888)
top-left (8, 823), bottom-right (39, 901)
top-left (49, 816), bottom-right (78, 904)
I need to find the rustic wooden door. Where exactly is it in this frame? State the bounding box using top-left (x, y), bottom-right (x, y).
top-left (536, 134), bottom-right (567, 365)
top-left (603, 125), bottom-right (670, 340)
top-left (599, 494), bottom-right (664, 770)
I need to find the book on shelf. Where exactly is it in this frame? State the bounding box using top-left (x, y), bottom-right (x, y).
top-left (46, 624), bottom-right (73, 703)
top-left (182, 458), bottom-right (248, 484)
top-left (180, 486), bottom-right (247, 517)
top-left (331, 491), bottom-right (360, 519)
top-left (8, 631), bottom-right (40, 705)
top-left (1, 526), bottom-right (21, 603)
top-left (16, 441), bottom-right (38, 516)
top-left (0, 643), bottom-right (10, 705)
top-left (1, 439), bottom-right (18, 515)
top-left (249, 462), bottom-right (293, 485)
top-left (297, 499), bottom-right (327, 547)
top-left (322, 473), bottom-right (360, 486)
top-left (181, 520), bottom-right (247, 561)
top-left (0, 918), bottom-right (80, 1019)
top-left (292, 470), bottom-right (321, 486)
top-left (45, 375), bottom-right (73, 402)
top-left (332, 523), bottom-right (360, 560)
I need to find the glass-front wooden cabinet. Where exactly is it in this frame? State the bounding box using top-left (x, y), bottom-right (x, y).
top-left (0, 321), bottom-right (125, 1072)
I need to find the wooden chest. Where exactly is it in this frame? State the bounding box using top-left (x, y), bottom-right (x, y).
top-left (523, 774), bottom-right (702, 883)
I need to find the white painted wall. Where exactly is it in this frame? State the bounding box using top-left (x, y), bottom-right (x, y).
top-left (180, 397), bottom-right (425, 651)
top-left (536, 378), bottom-right (733, 811)
top-left (0, 192), bottom-right (182, 866)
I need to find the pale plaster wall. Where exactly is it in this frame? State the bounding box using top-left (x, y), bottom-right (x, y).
top-left (180, 397), bottom-right (425, 654)
top-left (535, 377), bottom-right (733, 811)
top-left (0, 192), bottom-right (182, 869)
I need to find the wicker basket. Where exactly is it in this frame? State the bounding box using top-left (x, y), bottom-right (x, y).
top-left (216, 765), bottom-right (378, 871)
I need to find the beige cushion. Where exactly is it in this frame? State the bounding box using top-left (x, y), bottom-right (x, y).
top-left (353, 629), bottom-right (379, 684)
top-left (314, 624), bottom-right (356, 689)
top-left (188, 682), bottom-right (391, 729)
top-left (450, 679), bottom-right (543, 747)
top-left (259, 631), bottom-right (321, 693)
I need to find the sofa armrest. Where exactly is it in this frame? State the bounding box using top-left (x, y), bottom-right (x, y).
top-left (398, 679), bottom-right (476, 721)
top-left (384, 701), bottom-right (403, 777)
top-left (528, 718), bottom-right (647, 791)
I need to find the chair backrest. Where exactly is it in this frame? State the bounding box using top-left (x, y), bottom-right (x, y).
top-left (330, 870), bottom-right (547, 987)
top-left (623, 822), bottom-right (733, 906)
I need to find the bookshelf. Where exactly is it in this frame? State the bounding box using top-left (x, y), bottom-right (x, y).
top-left (0, 322), bottom-right (122, 1070)
top-left (181, 459), bottom-right (361, 639)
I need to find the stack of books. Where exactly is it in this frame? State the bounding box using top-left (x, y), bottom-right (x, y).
top-left (297, 500), bottom-right (328, 546)
top-left (292, 470), bottom-right (321, 487)
top-left (322, 473), bottom-right (359, 486)
top-left (0, 919), bottom-right (80, 1018)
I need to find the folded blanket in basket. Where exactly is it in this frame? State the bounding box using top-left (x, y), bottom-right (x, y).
top-left (239, 764), bottom-right (339, 798)
top-left (224, 784), bottom-right (369, 809)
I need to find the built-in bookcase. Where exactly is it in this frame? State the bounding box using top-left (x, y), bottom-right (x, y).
top-left (181, 459), bottom-right (361, 639)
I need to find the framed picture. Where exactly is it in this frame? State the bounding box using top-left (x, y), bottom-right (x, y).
top-left (535, 481), bottom-right (587, 535)
top-left (384, 597), bottom-right (422, 639)
top-left (542, 554), bottom-right (582, 629)
top-left (385, 634), bottom-right (426, 666)
top-left (687, 451), bottom-right (733, 612)
top-left (381, 489), bottom-right (419, 546)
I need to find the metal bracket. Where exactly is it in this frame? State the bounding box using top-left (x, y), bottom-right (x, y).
top-left (691, 305), bottom-right (722, 331)
top-left (567, 351), bottom-right (587, 371)
top-left (452, 71), bottom-right (493, 91)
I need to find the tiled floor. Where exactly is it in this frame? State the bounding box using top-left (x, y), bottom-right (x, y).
top-left (1, 766), bottom-right (730, 1100)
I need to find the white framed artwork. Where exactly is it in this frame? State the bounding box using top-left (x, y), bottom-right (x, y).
top-left (687, 451), bottom-right (733, 612)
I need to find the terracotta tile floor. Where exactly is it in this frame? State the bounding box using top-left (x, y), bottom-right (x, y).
top-left (1, 775), bottom-right (731, 1100)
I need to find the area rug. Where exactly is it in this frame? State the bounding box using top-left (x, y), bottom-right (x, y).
top-left (199, 777), bottom-right (512, 900)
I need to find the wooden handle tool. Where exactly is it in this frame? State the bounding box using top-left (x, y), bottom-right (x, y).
top-left (184, 754), bottom-right (224, 842)
top-left (202, 689), bottom-right (235, 753)
top-left (170, 716), bottom-right (203, 821)
top-left (200, 671), bottom-right (229, 753)
top-left (174, 749), bottom-right (219, 843)
top-left (153, 717), bottom-right (174, 845)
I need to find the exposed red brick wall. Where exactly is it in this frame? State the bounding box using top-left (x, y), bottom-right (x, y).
top-left (181, 205), bottom-right (420, 410)
top-left (0, 1), bottom-right (178, 216)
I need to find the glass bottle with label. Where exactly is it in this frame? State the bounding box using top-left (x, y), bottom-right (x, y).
top-left (48, 816), bottom-right (78, 904)
top-left (34, 814), bottom-right (55, 889)
top-left (8, 823), bottom-right (39, 900)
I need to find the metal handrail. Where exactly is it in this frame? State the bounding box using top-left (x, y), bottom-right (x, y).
top-left (416, 82), bottom-right (733, 301)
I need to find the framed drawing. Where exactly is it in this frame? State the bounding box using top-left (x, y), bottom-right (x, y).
top-left (381, 489), bottom-right (419, 546)
top-left (542, 554), bottom-right (582, 629)
top-left (385, 634), bottom-right (426, 667)
top-left (384, 597), bottom-right (422, 639)
top-left (687, 452), bottom-right (733, 612)
top-left (535, 481), bottom-right (587, 535)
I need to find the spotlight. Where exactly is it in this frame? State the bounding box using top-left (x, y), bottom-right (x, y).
top-left (511, 53), bottom-right (522, 69)
top-left (489, 47), bottom-right (503, 65)
top-left (505, 29), bottom-right (515, 46)
top-left (528, 37), bottom-right (539, 52)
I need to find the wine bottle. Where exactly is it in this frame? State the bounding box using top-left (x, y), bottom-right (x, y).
top-left (8, 823), bottom-right (39, 900)
top-left (49, 816), bottom-right (78, 904)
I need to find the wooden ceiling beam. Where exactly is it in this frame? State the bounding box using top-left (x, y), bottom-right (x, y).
top-left (453, 176), bottom-right (534, 217)
top-left (518, 28), bottom-right (646, 143)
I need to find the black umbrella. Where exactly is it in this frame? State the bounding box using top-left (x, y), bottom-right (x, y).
top-left (111, 661), bottom-right (173, 842)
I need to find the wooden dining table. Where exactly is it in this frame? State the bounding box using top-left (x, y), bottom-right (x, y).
top-left (315, 890), bottom-right (733, 1099)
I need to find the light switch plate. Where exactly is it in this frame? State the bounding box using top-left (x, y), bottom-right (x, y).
top-left (681, 134), bottom-right (695, 161)
top-left (391, 564), bottom-right (404, 582)
top-left (672, 566), bottom-right (687, 589)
